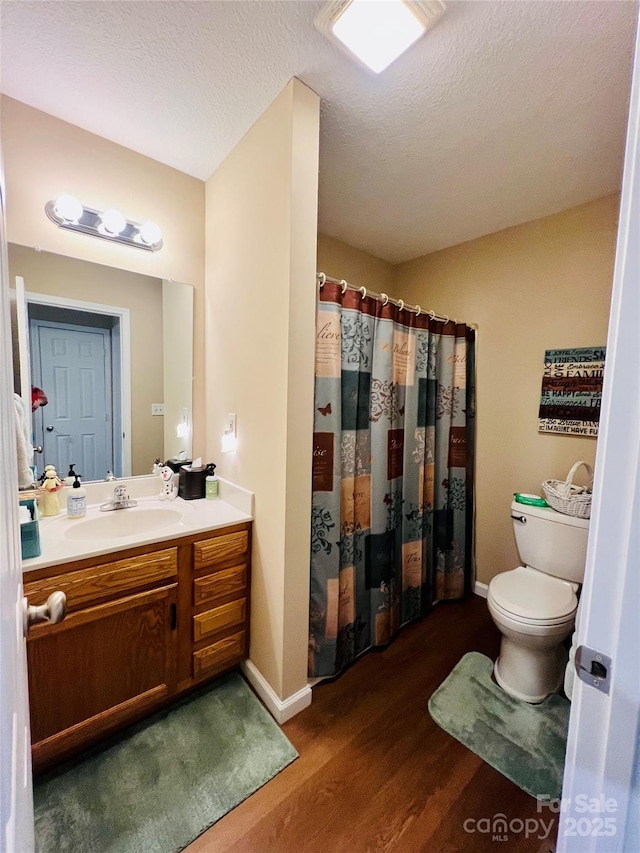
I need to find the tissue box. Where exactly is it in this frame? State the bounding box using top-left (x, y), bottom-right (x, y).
top-left (20, 498), bottom-right (41, 560)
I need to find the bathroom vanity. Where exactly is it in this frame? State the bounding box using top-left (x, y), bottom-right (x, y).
top-left (22, 480), bottom-right (253, 774)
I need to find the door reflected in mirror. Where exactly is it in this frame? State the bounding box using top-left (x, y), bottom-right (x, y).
top-left (9, 244), bottom-right (194, 482)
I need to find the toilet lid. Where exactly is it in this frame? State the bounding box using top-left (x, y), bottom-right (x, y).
top-left (489, 566), bottom-right (577, 623)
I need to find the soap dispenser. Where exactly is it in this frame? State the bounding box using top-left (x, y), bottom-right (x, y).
top-left (64, 463), bottom-right (77, 488)
top-left (67, 473), bottom-right (87, 519)
top-left (205, 464), bottom-right (218, 499)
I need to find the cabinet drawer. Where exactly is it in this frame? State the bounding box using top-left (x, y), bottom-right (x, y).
top-left (192, 631), bottom-right (246, 678)
top-left (193, 530), bottom-right (248, 571)
top-left (24, 549), bottom-right (178, 612)
top-left (193, 598), bottom-right (246, 643)
top-left (193, 563), bottom-right (247, 607)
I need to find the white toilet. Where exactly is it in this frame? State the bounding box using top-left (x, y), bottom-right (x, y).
top-left (487, 500), bottom-right (590, 704)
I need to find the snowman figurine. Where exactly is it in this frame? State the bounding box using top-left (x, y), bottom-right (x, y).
top-left (158, 466), bottom-right (177, 500)
top-left (40, 464), bottom-right (62, 516)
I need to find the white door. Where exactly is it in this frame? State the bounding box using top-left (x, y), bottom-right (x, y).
top-left (30, 319), bottom-right (113, 481)
top-left (557, 16), bottom-right (640, 853)
top-left (0, 168), bottom-right (34, 850)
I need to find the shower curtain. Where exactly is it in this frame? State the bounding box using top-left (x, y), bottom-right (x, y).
top-left (309, 281), bottom-right (475, 678)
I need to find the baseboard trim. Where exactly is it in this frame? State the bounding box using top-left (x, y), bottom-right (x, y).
top-left (241, 660), bottom-right (312, 725)
top-left (474, 581), bottom-right (488, 599)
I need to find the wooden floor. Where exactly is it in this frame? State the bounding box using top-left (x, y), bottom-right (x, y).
top-left (187, 596), bottom-right (558, 853)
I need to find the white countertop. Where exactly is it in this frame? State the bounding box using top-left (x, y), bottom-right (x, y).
top-left (22, 475), bottom-right (253, 573)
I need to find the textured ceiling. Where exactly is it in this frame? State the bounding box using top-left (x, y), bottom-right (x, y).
top-left (1, 1), bottom-right (637, 262)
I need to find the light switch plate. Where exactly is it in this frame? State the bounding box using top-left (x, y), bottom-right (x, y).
top-left (226, 413), bottom-right (237, 435)
top-left (152, 403), bottom-right (165, 416)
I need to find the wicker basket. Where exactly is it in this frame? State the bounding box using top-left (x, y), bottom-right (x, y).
top-left (542, 461), bottom-right (594, 519)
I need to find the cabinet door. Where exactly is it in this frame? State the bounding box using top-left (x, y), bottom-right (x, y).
top-left (27, 584), bottom-right (178, 772)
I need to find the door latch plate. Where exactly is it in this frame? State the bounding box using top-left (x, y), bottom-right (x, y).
top-left (575, 645), bottom-right (611, 694)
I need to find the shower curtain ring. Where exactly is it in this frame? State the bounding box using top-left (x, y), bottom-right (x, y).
top-left (443, 314), bottom-right (449, 324)
top-left (318, 273), bottom-right (326, 288)
top-left (340, 279), bottom-right (348, 295)
top-left (381, 293), bottom-right (389, 306)
top-left (398, 299), bottom-right (405, 311)
top-left (428, 310), bottom-right (436, 320)
top-left (359, 286), bottom-right (367, 300)
top-left (415, 305), bottom-right (421, 317)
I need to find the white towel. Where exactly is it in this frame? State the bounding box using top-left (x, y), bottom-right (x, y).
top-left (14, 393), bottom-right (34, 489)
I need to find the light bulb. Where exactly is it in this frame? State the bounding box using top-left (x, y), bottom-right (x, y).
top-left (100, 208), bottom-right (127, 236)
top-left (53, 194), bottom-right (83, 223)
top-left (138, 221), bottom-right (162, 246)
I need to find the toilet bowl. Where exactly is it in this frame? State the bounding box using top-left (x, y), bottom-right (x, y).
top-left (488, 501), bottom-right (589, 704)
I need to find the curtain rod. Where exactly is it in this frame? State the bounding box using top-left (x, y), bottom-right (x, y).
top-left (316, 272), bottom-right (455, 324)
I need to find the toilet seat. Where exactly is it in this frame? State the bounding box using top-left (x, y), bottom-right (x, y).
top-left (488, 566), bottom-right (577, 626)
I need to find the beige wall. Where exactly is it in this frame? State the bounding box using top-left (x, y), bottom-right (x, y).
top-left (8, 244), bottom-right (165, 475)
top-left (317, 233), bottom-right (395, 294)
top-left (205, 79), bottom-right (320, 700)
top-left (395, 195), bottom-right (619, 584)
top-left (0, 96), bottom-right (206, 455)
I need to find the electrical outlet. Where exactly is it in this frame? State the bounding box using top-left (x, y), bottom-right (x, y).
top-left (226, 413), bottom-right (237, 435)
top-left (152, 404), bottom-right (165, 416)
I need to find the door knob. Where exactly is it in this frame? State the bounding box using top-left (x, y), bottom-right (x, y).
top-left (23, 591), bottom-right (67, 636)
top-left (34, 445), bottom-right (43, 454)
top-left (46, 425), bottom-right (54, 432)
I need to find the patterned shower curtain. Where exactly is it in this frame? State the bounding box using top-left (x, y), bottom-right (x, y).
top-left (309, 281), bottom-right (475, 678)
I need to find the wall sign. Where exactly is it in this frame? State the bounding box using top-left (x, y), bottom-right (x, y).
top-left (538, 347), bottom-right (606, 437)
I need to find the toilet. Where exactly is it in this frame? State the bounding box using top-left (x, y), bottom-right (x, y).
top-left (487, 500), bottom-right (590, 704)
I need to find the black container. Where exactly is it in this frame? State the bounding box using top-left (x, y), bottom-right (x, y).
top-left (165, 457), bottom-right (192, 475)
top-left (178, 464), bottom-right (210, 500)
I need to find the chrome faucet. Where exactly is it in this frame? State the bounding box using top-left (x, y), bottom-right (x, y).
top-left (105, 470), bottom-right (117, 481)
top-left (100, 485), bottom-right (138, 512)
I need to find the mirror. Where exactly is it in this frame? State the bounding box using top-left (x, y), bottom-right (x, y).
top-left (9, 243), bottom-right (194, 483)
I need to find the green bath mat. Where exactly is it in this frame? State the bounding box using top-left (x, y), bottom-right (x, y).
top-left (34, 673), bottom-right (298, 853)
top-left (428, 652), bottom-right (570, 799)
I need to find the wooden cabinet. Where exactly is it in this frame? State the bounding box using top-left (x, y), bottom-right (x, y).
top-left (25, 521), bottom-right (251, 773)
top-left (190, 528), bottom-right (250, 682)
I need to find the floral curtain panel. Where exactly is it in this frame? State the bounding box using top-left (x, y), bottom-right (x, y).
top-left (309, 281), bottom-right (476, 678)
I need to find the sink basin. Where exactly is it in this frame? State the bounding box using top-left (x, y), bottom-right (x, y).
top-left (63, 507), bottom-right (185, 541)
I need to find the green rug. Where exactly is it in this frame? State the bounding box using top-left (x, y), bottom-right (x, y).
top-left (428, 652), bottom-right (570, 799)
top-left (34, 673), bottom-right (297, 853)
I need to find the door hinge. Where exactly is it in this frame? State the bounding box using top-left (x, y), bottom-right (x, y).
top-left (575, 645), bottom-right (611, 695)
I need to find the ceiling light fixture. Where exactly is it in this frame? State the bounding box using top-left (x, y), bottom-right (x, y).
top-left (45, 196), bottom-right (163, 252)
top-left (315, 0), bottom-right (445, 74)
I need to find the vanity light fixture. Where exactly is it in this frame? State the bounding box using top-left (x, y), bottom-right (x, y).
top-left (315, 0), bottom-right (445, 74)
top-left (46, 195), bottom-right (163, 252)
top-left (99, 208), bottom-right (127, 237)
top-left (53, 194), bottom-right (84, 224)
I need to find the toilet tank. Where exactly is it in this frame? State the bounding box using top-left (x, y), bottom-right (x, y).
top-left (511, 500), bottom-right (590, 583)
